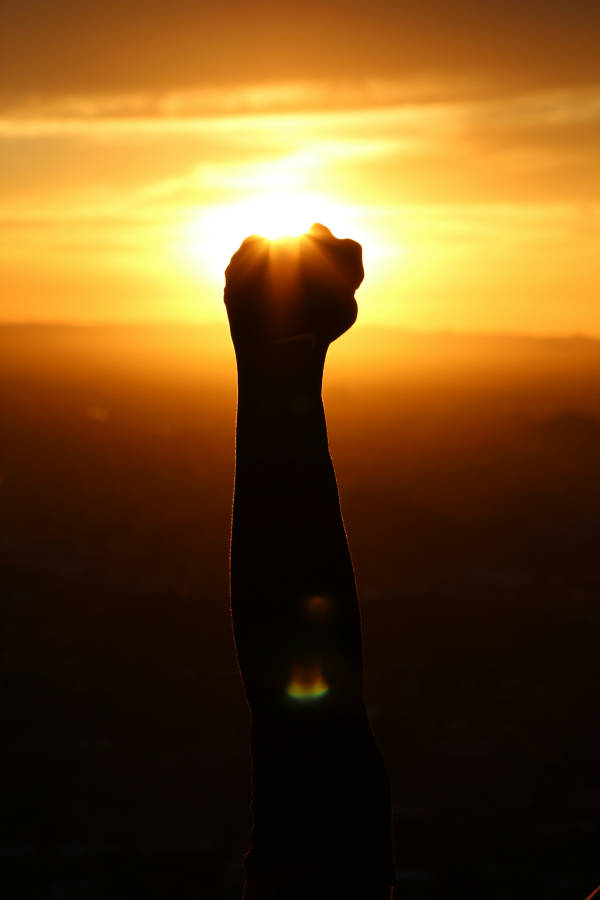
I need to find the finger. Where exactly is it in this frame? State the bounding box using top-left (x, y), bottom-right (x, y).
top-left (338, 238), bottom-right (364, 290)
top-left (225, 234), bottom-right (267, 279)
top-left (224, 239), bottom-right (269, 309)
top-left (307, 222), bottom-right (334, 239)
top-left (306, 225), bottom-right (364, 286)
top-left (304, 229), bottom-right (364, 293)
top-left (240, 234), bottom-right (264, 248)
top-left (226, 234), bottom-right (265, 268)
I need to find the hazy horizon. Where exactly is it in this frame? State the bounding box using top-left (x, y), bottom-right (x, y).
top-left (3, 319), bottom-right (600, 341)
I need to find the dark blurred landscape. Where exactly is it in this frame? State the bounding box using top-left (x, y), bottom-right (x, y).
top-left (1, 324), bottom-right (599, 899)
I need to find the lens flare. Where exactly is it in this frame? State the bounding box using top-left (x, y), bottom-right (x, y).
top-left (286, 662), bottom-right (330, 700)
top-left (304, 595), bottom-right (332, 619)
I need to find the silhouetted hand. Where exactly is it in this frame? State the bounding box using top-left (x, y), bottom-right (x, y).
top-left (224, 223), bottom-right (363, 371)
top-left (227, 222), bottom-right (394, 895)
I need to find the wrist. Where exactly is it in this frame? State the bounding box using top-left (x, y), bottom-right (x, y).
top-left (235, 343), bottom-right (330, 465)
top-left (235, 337), bottom-right (327, 398)
top-left (237, 366), bottom-right (324, 420)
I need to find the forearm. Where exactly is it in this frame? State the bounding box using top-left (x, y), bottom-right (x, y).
top-left (230, 356), bottom-right (365, 711)
top-left (231, 366), bottom-right (393, 891)
top-left (234, 358), bottom-right (328, 462)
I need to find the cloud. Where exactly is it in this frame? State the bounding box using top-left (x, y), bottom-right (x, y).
top-left (1, 84), bottom-right (599, 211)
top-left (2, 0), bottom-right (599, 99)
top-left (0, 78), bottom-right (500, 121)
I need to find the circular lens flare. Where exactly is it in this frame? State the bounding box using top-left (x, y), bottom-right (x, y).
top-left (286, 661), bottom-right (330, 700)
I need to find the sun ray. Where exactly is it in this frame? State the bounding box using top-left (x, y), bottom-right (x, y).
top-left (176, 190), bottom-right (373, 281)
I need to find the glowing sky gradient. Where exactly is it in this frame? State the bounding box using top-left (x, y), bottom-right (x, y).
top-left (1, 2), bottom-right (599, 333)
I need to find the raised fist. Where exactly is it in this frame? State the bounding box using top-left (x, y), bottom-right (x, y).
top-left (224, 223), bottom-right (363, 366)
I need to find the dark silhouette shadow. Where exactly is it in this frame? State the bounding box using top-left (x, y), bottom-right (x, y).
top-left (225, 224), bottom-right (394, 898)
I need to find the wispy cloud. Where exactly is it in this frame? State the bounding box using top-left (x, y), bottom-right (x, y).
top-left (2, 84), bottom-right (598, 189)
top-left (1, 80), bottom-right (598, 332)
top-left (0, 79), bottom-right (485, 120)
top-left (2, 81), bottom-right (598, 134)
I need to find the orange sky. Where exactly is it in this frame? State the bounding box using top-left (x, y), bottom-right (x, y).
top-left (1, 1), bottom-right (599, 333)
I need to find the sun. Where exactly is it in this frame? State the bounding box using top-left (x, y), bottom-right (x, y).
top-left (178, 191), bottom-right (366, 280)
top-left (235, 193), bottom-right (323, 241)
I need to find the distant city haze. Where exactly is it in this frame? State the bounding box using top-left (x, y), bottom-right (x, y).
top-left (1, 1), bottom-right (599, 334)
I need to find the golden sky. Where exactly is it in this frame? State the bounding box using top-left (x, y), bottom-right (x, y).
top-left (1, 1), bottom-right (599, 333)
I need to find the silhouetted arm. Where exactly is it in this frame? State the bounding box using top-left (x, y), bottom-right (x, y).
top-left (231, 340), bottom-right (364, 711)
top-left (225, 226), bottom-right (394, 898)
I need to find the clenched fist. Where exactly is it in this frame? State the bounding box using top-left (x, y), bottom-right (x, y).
top-left (224, 223), bottom-right (363, 370)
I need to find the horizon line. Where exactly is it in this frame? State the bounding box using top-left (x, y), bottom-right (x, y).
top-left (1, 320), bottom-right (599, 343)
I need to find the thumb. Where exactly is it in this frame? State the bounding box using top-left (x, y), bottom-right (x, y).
top-left (307, 222), bottom-right (334, 238)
